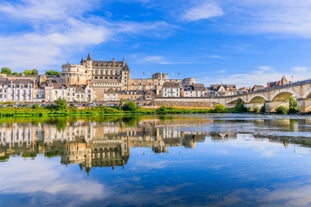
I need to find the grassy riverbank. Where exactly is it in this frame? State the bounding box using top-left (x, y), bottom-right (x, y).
top-left (0, 105), bottom-right (225, 118)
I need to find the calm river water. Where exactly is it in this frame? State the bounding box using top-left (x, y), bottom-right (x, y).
top-left (1, 114), bottom-right (311, 207)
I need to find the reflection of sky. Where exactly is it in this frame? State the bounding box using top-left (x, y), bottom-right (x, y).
top-left (2, 115), bottom-right (311, 206)
top-left (0, 156), bottom-right (108, 207)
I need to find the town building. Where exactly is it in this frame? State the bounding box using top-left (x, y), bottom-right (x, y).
top-left (267, 76), bottom-right (290, 88)
top-left (209, 84), bottom-right (237, 96)
top-left (161, 82), bottom-right (181, 97)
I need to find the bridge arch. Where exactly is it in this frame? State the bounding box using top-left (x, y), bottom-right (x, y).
top-left (225, 97), bottom-right (247, 106)
top-left (271, 90), bottom-right (299, 101)
top-left (248, 95), bottom-right (268, 103)
top-left (303, 88), bottom-right (311, 99)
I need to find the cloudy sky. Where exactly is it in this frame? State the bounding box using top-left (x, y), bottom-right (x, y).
top-left (0, 0), bottom-right (311, 87)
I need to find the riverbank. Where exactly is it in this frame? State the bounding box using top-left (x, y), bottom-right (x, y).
top-left (0, 105), bottom-right (222, 118)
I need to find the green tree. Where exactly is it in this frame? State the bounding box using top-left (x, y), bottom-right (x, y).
top-left (289, 96), bottom-right (298, 113)
top-left (1, 67), bottom-right (12, 75)
top-left (23, 69), bottom-right (32, 76)
top-left (55, 97), bottom-right (67, 111)
top-left (31, 69), bottom-right (39, 75)
top-left (45, 70), bottom-right (60, 76)
top-left (234, 98), bottom-right (247, 112)
top-left (122, 100), bottom-right (138, 112)
top-left (214, 103), bottom-right (226, 113)
top-left (119, 98), bottom-right (124, 110)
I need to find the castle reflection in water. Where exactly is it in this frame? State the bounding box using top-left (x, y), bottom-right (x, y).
top-left (0, 118), bottom-right (213, 172)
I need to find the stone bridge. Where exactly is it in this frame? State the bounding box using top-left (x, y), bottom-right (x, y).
top-left (155, 79), bottom-right (311, 113)
top-left (219, 79), bottom-right (311, 113)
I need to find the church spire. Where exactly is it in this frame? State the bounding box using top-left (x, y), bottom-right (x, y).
top-left (87, 52), bottom-right (92, 61)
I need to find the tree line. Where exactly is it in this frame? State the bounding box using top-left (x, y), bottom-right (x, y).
top-left (0, 67), bottom-right (60, 76)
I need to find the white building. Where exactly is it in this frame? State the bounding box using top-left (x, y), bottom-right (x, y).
top-left (161, 82), bottom-right (181, 97)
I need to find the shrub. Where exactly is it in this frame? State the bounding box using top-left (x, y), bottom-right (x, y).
top-left (55, 98), bottom-right (67, 111)
top-left (260, 104), bottom-right (266, 113)
top-left (234, 98), bottom-right (247, 113)
top-left (276, 106), bottom-right (289, 114)
top-left (213, 104), bottom-right (226, 113)
top-left (156, 106), bottom-right (168, 115)
top-left (289, 96), bottom-right (298, 113)
top-left (122, 100), bottom-right (138, 112)
top-left (32, 104), bottom-right (40, 109)
top-left (251, 107), bottom-right (259, 113)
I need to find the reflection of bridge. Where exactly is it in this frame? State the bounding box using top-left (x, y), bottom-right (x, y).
top-left (155, 79), bottom-right (311, 112)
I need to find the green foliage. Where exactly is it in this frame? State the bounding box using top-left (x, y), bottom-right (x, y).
top-left (23, 69), bottom-right (32, 76)
top-left (22, 152), bottom-right (37, 158)
top-left (276, 106), bottom-right (289, 114)
top-left (31, 69), bottom-right (39, 75)
top-left (251, 107), bottom-right (260, 113)
top-left (213, 104), bottom-right (226, 113)
top-left (45, 70), bottom-right (60, 76)
top-left (122, 116), bottom-right (140, 127)
top-left (289, 96), bottom-right (298, 113)
top-left (24, 69), bottom-right (39, 76)
top-left (260, 104), bottom-right (266, 113)
top-left (156, 106), bottom-right (169, 114)
top-left (119, 98), bottom-right (124, 110)
top-left (12, 72), bottom-right (22, 76)
top-left (32, 104), bottom-right (40, 109)
top-left (1, 67), bottom-right (12, 75)
top-left (55, 98), bottom-right (67, 111)
top-left (45, 151), bottom-right (60, 158)
top-left (122, 100), bottom-right (138, 112)
top-left (234, 98), bottom-right (247, 113)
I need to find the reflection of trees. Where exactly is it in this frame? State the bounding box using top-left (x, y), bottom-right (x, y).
top-left (290, 119), bottom-right (298, 131)
top-left (47, 118), bottom-right (68, 132)
top-left (22, 152), bottom-right (37, 159)
top-left (122, 116), bottom-right (140, 127)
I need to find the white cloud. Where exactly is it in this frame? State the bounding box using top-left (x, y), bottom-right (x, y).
top-left (114, 21), bottom-right (177, 39)
top-left (208, 55), bottom-right (224, 59)
top-left (258, 66), bottom-right (273, 72)
top-left (0, 19), bottom-right (112, 70)
top-left (0, 0), bottom-right (92, 22)
top-left (183, 2), bottom-right (223, 21)
top-left (141, 56), bottom-right (171, 64)
top-left (0, 0), bottom-right (177, 70)
top-left (198, 65), bottom-right (307, 87)
top-left (292, 66), bottom-right (309, 73)
top-left (135, 55), bottom-right (189, 65)
top-left (220, 0), bottom-right (311, 38)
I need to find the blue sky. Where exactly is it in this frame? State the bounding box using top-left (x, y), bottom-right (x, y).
top-left (0, 0), bottom-right (311, 87)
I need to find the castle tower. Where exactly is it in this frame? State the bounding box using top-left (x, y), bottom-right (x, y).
top-left (85, 52), bottom-right (93, 79)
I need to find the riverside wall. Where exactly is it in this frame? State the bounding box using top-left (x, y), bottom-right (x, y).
top-left (154, 98), bottom-right (217, 108)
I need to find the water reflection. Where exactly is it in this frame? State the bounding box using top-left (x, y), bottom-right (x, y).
top-left (1, 114), bottom-right (311, 206)
top-left (1, 115), bottom-right (311, 172)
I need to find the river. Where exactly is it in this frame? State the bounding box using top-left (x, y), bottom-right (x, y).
top-left (1, 114), bottom-right (311, 207)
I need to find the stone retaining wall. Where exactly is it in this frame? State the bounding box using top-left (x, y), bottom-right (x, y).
top-left (154, 98), bottom-right (214, 108)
